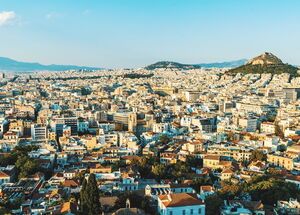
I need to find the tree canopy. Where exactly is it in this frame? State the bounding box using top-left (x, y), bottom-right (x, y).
top-left (80, 174), bottom-right (101, 215)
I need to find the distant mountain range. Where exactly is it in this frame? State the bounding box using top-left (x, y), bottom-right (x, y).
top-left (227, 52), bottom-right (299, 77)
top-left (1, 54), bottom-right (298, 74)
top-left (0, 57), bottom-right (102, 72)
top-left (145, 59), bottom-right (247, 70)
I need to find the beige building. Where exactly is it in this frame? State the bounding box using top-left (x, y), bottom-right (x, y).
top-left (260, 122), bottom-right (275, 134)
top-left (267, 154), bottom-right (294, 170)
top-left (203, 155), bottom-right (232, 169)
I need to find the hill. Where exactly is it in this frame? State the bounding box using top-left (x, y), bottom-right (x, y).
top-left (227, 52), bottom-right (299, 77)
top-left (145, 61), bottom-right (201, 70)
top-left (145, 59), bottom-right (247, 70)
top-left (0, 57), bottom-right (102, 72)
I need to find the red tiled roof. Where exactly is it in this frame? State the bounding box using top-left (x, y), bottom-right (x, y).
top-left (0, 171), bottom-right (9, 178)
top-left (286, 174), bottom-right (300, 182)
top-left (204, 155), bottom-right (220, 160)
top-left (159, 193), bottom-right (204, 207)
top-left (63, 179), bottom-right (79, 187)
top-left (222, 169), bottom-right (234, 174)
top-left (200, 185), bottom-right (214, 192)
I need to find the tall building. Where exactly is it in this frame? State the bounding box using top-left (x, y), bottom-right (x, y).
top-left (54, 117), bottom-right (78, 136)
top-left (31, 124), bottom-right (47, 141)
top-left (113, 112), bottom-right (137, 132)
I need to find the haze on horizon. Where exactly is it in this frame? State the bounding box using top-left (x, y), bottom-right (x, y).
top-left (0, 0), bottom-right (299, 68)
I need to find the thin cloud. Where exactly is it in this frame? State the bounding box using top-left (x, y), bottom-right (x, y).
top-left (0, 11), bottom-right (16, 26)
top-left (45, 12), bottom-right (63, 20)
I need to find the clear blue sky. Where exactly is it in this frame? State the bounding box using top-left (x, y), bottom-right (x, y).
top-left (0, 0), bottom-right (299, 68)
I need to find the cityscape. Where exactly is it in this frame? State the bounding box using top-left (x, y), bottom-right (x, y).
top-left (1, 1), bottom-right (300, 215)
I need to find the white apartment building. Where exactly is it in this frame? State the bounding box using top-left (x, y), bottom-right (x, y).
top-left (31, 124), bottom-right (47, 141)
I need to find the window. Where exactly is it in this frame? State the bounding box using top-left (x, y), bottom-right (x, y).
top-left (191, 209), bottom-right (193, 214)
top-left (198, 208), bottom-right (202, 214)
top-left (182, 209), bottom-right (186, 215)
top-left (169, 211), bottom-right (173, 215)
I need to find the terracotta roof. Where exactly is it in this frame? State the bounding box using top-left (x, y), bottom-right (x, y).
top-left (286, 174), bottom-right (300, 182)
top-left (200, 185), bottom-right (214, 192)
top-left (204, 155), bottom-right (220, 160)
top-left (219, 161), bottom-right (232, 166)
top-left (161, 153), bottom-right (177, 159)
top-left (158, 193), bottom-right (204, 207)
top-left (63, 179), bottom-right (79, 187)
top-left (0, 171), bottom-right (9, 178)
top-left (122, 155), bottom-right (141, 161)
top-left (222, 169), bottom-right (234, 174)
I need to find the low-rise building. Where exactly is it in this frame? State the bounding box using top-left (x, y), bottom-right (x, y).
top-left (157, 193), bottom-right (205, 215)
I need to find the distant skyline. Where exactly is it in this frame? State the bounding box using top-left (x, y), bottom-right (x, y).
top-left (0, 0), bottom-right (299, 68)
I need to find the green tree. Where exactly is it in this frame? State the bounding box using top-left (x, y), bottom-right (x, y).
top-left (219, 180), bottom-right (241, 198)
top-left (159, 134), bottom-right (171, 144)
top-left (131, 156), bottom-right (156, 178)
top-left (86, 174), bottom-right (101, 215)
top-left (151, 164), bottom-right (166, 180)
top-left (191, 177), bottom-right (213, 193)
top-left (205, 194), bottom-right (223, 215)
top-left (246, 178), bottom-right (300, 205)
top-left (115, 192), bottom-right (155, 214)
top-left (15, 155), bottom-right (39, 179)
top-left (80, 179), bottom-right (88, 213)
top-left (250, 150), bottom-right (267, 162)
top-left (168, 162), bottom-right (191, 180)
top-left (186, 156), bottom-right (203, 168)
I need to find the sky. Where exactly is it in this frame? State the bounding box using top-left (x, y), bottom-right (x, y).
top-left (0, 0), bottom-right (300, 68)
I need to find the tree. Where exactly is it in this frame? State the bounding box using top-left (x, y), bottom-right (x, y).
top-left (15, 155), bottom-right (39, 179)
top-left (159, 134), bottom-right (171, 145)
top-left (205, 194), bottom-right (223, 215)
top-left (246, 178), bottom-right (300, 205)
top-left (131, 156), bottom-right (156, 178)
top-left (151, 164), bottom-right (166, 180)
top-left (86, 174), bottom-right (101, 215)
top-left (114, 192), bottom-right (155, 214)
top-left (250, 150), bottom-right (267, 162)
top-left (75, 170), bottom-right (86, 185)
top-left (168, 162), bottom-right (191, 180)
top-left (80, 179), bottom-right (88, 213)
top-left (191, 177), bottom-right (213, 193)
top-left (186, 156), bottom-right (203, 168)
top-left (219, 180), bottom-right (241, 198)
top-left (111, 160), bottom-right (126, 172)
top-left (274, 121), bottom-right (284, 138)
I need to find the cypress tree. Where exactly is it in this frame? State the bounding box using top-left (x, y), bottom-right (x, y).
top-left (86, 173), bottom-right (101, 215)
top-left (80, 178), bottom-right (88, 213)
